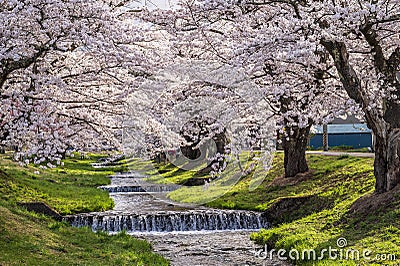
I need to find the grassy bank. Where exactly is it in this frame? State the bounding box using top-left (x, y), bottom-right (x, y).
top-left (0, 153), bottom-right (168, 265)
top-left (146, 153), bottom-right (400, 265)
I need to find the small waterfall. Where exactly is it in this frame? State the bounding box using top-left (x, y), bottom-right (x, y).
top-left (110, 172), bottom-right (146, 178)
top-left (91, 155), bottom-right (125, 168)
top-left (98, 185), bottom-right (145, 193)
top-left (98, 185), bottom-right (180, 193)
top-left (64, 210), bottom-right (268, 232)
top-left (70, 167), bottom-right (269, 235)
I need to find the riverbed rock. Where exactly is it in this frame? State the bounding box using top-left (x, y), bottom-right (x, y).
top-left (264, 195), bottom-right (315, 224)
top-left (182, 177), bottom-right (210, 186)
top-left (17, 202), bottom-right (62, 221)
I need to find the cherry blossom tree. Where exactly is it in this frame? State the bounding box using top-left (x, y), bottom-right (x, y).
top-left (236, 0), bottom-right (400, 192)
top-left (123, 59), bottom-right (276, 177)
top-left (308, 0), bottom-right (400, 193)
top-left (147, 0), bottom-right (400, 193)
top-left (0, 0), bottom-right (153, 164)
top-left (143, 0), bottom-right (357, 177)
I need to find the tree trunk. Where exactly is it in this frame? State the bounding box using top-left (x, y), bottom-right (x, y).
top-left (181, 131), bottom-right (228, 174)
top-left (374, 129), bottom-right (400, 193)
top-left (0, 124), bottom-right (8, 154)
top-left (282, 126), bottom-right (310, 177)
top-left (321, 37), bottom-right (400, 193)
top-left (181, 145), bottom-right (201, 160)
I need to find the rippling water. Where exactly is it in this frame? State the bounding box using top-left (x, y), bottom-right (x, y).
top-left (135, 231), bottom-right (289, 266)
top-left (67, 172), bottom-right (290, 265)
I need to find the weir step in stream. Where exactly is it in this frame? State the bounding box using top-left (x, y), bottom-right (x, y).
top-left (64, 169), bottom-right (288, 265)
top-left (64, 210), bottom-right (269, 232)
top-left (98, 184), bottom-right (181, 193)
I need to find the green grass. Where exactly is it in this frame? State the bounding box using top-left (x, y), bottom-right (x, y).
top-left (141, 152), bottom-right (259, 204)
top-left (146, 153), bottom-right (400, 265)
top-left (328, 146), bottom-right (371, 153)
top-left (0, 153), bottom-right (115, 215)
top-left (145, 163), bottom-right (208, 185)
top-left (205, 155), bottom-right (374, 212)
top-left (0, 153), bottom-right (169, 266)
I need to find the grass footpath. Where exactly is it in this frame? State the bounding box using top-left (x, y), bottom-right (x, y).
top-left (144, 153), bottom-right (400, 265)
top-left (0, 153), bottom-right (169, 266)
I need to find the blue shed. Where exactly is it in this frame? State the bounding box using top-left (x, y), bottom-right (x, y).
top-left (309, 124), bottom-right (372, 149)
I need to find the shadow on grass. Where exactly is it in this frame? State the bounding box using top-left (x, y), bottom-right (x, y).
top-left (265, 194), bottom-right (337, 226)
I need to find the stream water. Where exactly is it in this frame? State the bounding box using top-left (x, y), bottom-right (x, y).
top-left (65, 172), bottom-right (289, 265)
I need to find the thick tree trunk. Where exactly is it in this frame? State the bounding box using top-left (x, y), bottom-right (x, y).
top-left (181, 145), bottom-right (201, 160)
top-left (181, 131), bottom-right (228, 174)
top-left (282, 126), bottom-right (310, 177)
top-left (321, 38), bottom-right (400, 193)
top-left (374, 129), bottom-right (400, 193)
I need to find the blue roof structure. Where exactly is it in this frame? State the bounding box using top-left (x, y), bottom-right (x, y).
top-left (312, 124), bottom-right (372, 134)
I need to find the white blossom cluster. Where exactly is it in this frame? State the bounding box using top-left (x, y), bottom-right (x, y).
top-left (0, 0), bottom-right (159, 164)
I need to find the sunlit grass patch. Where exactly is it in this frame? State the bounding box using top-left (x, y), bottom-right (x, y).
top-left (0, 153), bottom-right (169, 265)
top-left (0, 154), bottom-right (114, 215)
top-left (141, 152), bottom-right (400, 265)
